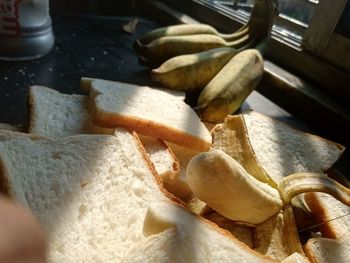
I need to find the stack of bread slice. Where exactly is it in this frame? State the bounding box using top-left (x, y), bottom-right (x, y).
top-left (1, 82), bottom-right (277, 262)
top-left (0, 78), bottom-right (348, 262)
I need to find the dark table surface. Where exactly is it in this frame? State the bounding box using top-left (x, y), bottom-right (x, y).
top-left (0, 13), bottom-right (348, 176)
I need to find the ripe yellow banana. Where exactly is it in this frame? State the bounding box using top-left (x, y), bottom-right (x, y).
top-left (187, 149), bottom-right (350, 225)
top-left (196, 48), bottom-right (264, 123)
top-left (151, 47), bottom-right (239, 91)
top-left (134, 33), bottom-right (251, 67)
top-left (137, 23), bottom-right (249, 45)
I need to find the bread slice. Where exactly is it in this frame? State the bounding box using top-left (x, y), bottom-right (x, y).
top-left (254, 207), bottom-right (304, 261)
top-left (304, 234), bottom-right (350, 263)
top-left (212, 111), bottom-right (345, 184)
top-left (122, 201), bottom-right (277, 262)
top-left (0, 129), bottom-right (177, 261)
top-left (280, 253), bottom-right (310, 263)
top-left (29, 86), bottom-right (182, 186)
top-left (165, 143), bottom-right (201, 198)
top-left (0, 130), bottom-right (280, 262)
top-left (244, 111), bottom-right (345, 183)
top-left (85, 78), bottom-right (212, 151)
top-left (29, 85), bottom-right (113, 137)
top-left (203, 211), bottom-right (254, 248)
top-left (138, 135), bottom-right (179, 183)
top-left (304, 192), bottom-right (350, 239)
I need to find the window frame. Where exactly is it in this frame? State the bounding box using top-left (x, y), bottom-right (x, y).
top-left (302, 0), bottom-right (350, 73)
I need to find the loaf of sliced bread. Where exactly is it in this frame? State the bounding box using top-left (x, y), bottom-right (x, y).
top-left (84, 79), bottom-right (212, 151)
top-left (212, 111), bottom-right (345, 184)
top-left (304, 192), bottom-right (350, 239)
top-left (304, 234), bottom-right (350, 263)
top-left (122, 201), bottom-right (277, 263)
top-left (0, 129), bottom-right (176, 261)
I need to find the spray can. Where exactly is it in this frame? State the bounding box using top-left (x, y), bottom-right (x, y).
top-left (0, 0), bottom-right (54, 61)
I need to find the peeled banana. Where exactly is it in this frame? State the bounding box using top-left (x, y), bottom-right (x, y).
top-left (137, 23), bottom-right (249, 45)
top-left (135, 33), bottom-right (251, 67)
top-left (187, 149), bottom-right (350, 225)
top-left (196, 48), bottom-right (264, 123)
top-left (187, 149), bottom-right (283, 225)
top-left (151, 47), bottom-right (239, 91)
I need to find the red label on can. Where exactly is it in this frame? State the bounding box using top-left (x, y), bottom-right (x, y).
top-left (0, 0), bottom-right (21, 36)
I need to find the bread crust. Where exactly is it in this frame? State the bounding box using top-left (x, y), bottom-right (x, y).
top-left (131, 131), bottom-right (186, 207)
top-left (94, 109), bottom-right (211, 152)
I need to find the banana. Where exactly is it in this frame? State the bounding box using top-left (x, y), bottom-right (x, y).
top-left (196, 48), bottom-right (264, 123)
top-left (134, 33), bottom-right (251, 67)
top-left (151, 47), bottom-right (239, 91)
top-left (187, 149), bottom-right (350, 225)
top-left (137, 23), bottom-right (249, 45)
top-left (187, 149), bottom-right (283, 225)
top-left (278, 173), bottom-right (350, 206)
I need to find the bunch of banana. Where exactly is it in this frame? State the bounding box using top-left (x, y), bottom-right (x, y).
top-left (133, 0), bottom-right (278, 122)
top-left (186, 149), bottom-right (350, 225)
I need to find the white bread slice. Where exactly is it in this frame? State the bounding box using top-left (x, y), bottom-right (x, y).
top-left (304, 234), bottom-right (350, 263)
top-left (0, 130), bottom-right (280, 262)
top-left (243, 111), bottom-right (345, 183)
top-left (85, 79), bottom-right (212, 151)
top-left (29, 85), bottom-right (113, 137)
top-left (122, 201), bottom-right (277, 263)
top-left (165, 142), bottom-right (200, 198)
top-left (212, 111), bottom-right (345, 184)
top-left (138, 135), bottom-right (179, 183)
top-left (0, 129), bottom-right (178, 261)
top-left (280, 253), bottom-right (310, 263)
top-left (304, 192), bottom-right (350, 239)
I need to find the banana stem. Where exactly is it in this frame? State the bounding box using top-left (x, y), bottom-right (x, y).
top-left (218, 25), bottom-right (250, 41)
top-left (225, 33), bottom-right (252, 48)
top-left (278, 173), bottom-right (350, 206)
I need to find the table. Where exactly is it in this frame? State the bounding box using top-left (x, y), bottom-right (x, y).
top-left (0, 13), bottom-right (348, 176)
